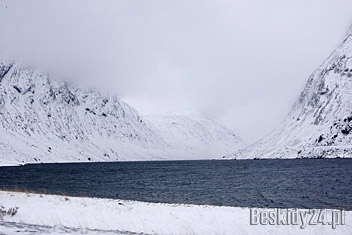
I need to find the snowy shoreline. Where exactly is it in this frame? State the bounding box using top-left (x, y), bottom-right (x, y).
top-left (0, 191), bottom-right (351, 235)
top-left (1, 157), bottom-right (351, 168)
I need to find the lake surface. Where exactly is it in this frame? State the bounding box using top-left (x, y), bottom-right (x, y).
top-left (0, 159), bottom-right (351, 210)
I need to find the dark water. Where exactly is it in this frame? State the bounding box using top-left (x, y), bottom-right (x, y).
top-left (0, 159), bottom-right (351, 210)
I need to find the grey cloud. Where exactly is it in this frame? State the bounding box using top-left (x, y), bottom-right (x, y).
top-left (0, 0), bottom-right (351, 142)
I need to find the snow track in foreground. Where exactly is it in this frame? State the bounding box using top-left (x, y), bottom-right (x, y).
top-left (0, 191), bottom-right (351, 235)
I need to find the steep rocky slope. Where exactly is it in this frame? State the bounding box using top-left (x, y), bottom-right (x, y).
top-left (0, 58), bottom-right (243, 165)
top-left (230, 26), bottom-right (352, 159)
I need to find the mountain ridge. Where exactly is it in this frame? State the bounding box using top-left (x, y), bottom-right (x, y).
top-left (0, 57), bottom-right (243, 165)
top-left (229, 26), bottom-right (352, 159)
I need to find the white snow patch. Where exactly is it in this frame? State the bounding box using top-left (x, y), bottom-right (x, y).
top-left (0, 191), bottom-right (351, 235)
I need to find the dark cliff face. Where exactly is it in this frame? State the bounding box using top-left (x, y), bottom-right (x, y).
top-left (0, 60), bottom-right (13, 82)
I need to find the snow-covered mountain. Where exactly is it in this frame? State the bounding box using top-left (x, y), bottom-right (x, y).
top-left (229, 26), bottom-right (352, 159)
top-left (0, 58), bottom-right (243, 165)
top-left (145, 111), bottom-right (243, 159)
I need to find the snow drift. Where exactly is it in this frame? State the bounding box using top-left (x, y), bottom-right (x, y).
top-left (0, 191), bottom-right (351, 235)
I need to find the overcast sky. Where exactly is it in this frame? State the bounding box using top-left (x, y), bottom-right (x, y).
top-left (0, 0), bottom-right (352, 143)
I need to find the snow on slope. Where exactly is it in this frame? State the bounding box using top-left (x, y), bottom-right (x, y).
top-left (1, 191), bottom-right (351, 235)
top-left (145, 111), bottom-right (243, 159)
top-left (0, 58), bottom-right (243, 165)
top-left (229, 26), bottom-right (352, 159)
top-left (346, 25), bottom-right (352, 38)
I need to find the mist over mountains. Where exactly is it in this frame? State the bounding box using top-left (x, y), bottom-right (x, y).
top-left (0, 57), bottom-right (243, 165)
top-left (230, 26), bottom-right (352, 159)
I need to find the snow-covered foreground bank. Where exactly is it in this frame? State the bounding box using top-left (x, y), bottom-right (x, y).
top-left (0, 191), bottom-right (351, 235)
